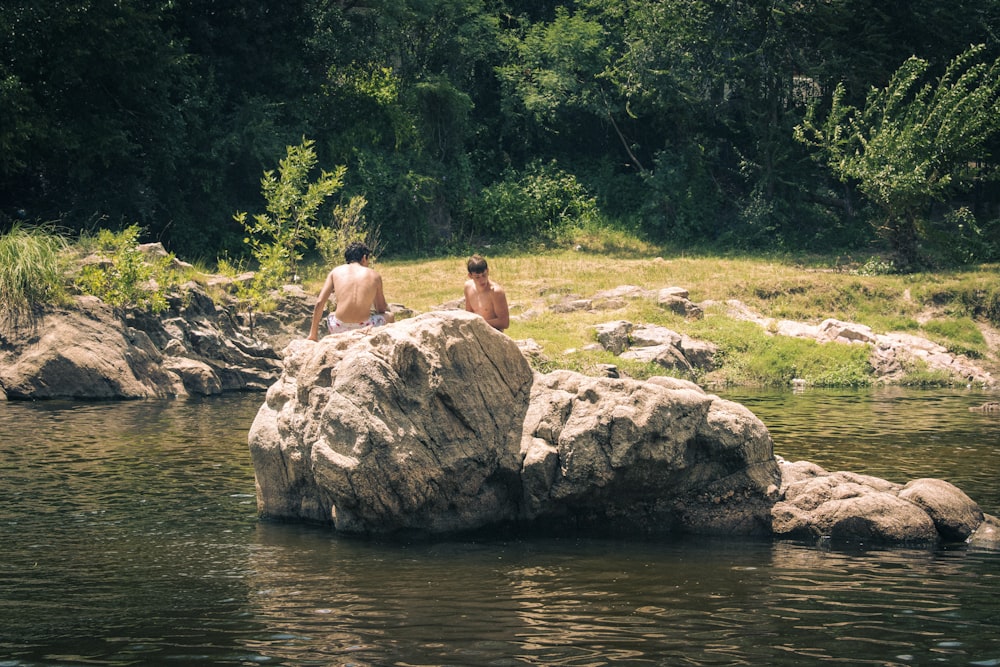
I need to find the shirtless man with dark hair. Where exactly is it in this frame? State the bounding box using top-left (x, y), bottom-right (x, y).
top-left (308, 242), bottom-right (394, 340)
top-left (464, 254), bottom-right (509, 332)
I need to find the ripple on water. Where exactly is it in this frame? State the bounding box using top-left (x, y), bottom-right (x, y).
top-left (1, 391), bottom-right (1000, 666)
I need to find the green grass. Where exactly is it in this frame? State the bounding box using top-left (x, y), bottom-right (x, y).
top-left (920, 317), bottom-right (987, 358)
top-left (314, 241), bottom-right (999, 388)
top-left (0, 223), bottom-right (68, 325)
top-left (5, 219), bottom-right (995, 387)
top-left (685, 314), bottom-right (874, 387)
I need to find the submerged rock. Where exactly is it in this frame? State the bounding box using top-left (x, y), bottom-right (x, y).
top-left (772, 460), bottom-right (986, 545)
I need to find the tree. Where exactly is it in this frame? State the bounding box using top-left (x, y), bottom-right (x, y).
top-left (234, 138), bottom-right (346, 286)
top-left (796, 44), bottom-right (1000, 269)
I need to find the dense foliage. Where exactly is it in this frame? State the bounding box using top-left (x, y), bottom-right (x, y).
top-left (3, 0), bottom-right (1000, 267)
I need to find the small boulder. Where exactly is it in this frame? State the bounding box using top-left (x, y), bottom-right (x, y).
top-left (594, 320), bottom-right (632, 355)
top-left (898, 478), bottom-right (984, 541)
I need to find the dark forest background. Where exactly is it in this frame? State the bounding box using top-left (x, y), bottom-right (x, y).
top-left (3, 0), bottom-right (1000, 266)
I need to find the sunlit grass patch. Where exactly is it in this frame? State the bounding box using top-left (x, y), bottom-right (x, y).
top-left (297, 248), bottom-right (996, 387)
top-left (920, 317), bottom-right (988, 358)
top-left (908, 269), bottom-right (1000, 325)
top-left (683, 313), bottom-right (874, 387)
top-left (897, 361), bottom-right (957, 386)
top-left (558, 220), bottom-right (662, 257)
top-left (0, 223), bottom-right (69, 325)
top-left (511, 308), bottom-right (610, 358)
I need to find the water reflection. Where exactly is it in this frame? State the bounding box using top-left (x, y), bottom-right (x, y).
top-left (237, 526), bottom-right (1000, 666)
top-left (720, 386), bottom-right (1000, 510)
top-left (1, 390), bottom-right (999, 666)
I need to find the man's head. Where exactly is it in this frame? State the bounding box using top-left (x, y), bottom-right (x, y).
top-left (467, 254), bottom-right (488, 275)
top-left (345, 242), bottom-right (371, 264)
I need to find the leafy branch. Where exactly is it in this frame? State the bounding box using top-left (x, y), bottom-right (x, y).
top-left (795, 44), bottom-right (1000, 269)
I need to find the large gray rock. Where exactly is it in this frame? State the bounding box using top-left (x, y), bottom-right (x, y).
top-left (250, 311), bottom-right (534, 534)
top-left (898, 478), bottom-right (984, 541)
top-left (520, 372), bottom-right (781, 536)
top-left (249, 311), bottom-right (782, 537)
top-left (600, 322), bottom-right (719, 374)
top-left (247, 311), bottom-right (995, 545)
top-left (0, 296), bottom-right (186, 399)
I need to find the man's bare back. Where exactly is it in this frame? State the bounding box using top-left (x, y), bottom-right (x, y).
top-left (308, 243), bottom-right (393, 341)
top-left (328, 262), bottom-right (385, 322)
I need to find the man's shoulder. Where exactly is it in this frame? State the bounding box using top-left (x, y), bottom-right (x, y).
top-left (334, 262), bottom-right (371, 276)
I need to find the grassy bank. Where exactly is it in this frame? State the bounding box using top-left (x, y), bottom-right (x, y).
top-left (340, 249), bottom-right (1000, 388)
top-left (3, 223), bottom-right (996, 388)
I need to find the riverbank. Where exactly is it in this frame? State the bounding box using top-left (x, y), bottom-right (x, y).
top-left (1, 245), bottom-right (997, 400)
top-left (368, 251), bottom-right (1000, 388)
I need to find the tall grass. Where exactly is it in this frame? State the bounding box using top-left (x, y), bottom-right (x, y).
top-left (0, 223), bottom-right (68, 326)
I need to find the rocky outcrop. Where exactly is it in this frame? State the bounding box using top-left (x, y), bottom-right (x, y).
top-left (772, 459), bottom-right (985, 543)
top-left (249, 311), bottom-right (781, 536)
top-left (519, 370), bottom-right (778, 536)
top-left (0, 295), bottom-right (188, 399)
top-left (593, 320), bottom-right (719, 375)
top-left (5, 271), bottom-right (993, 399)
top-left (581, 288), bottom-right (993, 387)
top-left (248, 310), bottom-right (995, 546)
top-left (0, 283), bottom-right (284, 399)
top-left (714, 301), bottom-right (995, 386)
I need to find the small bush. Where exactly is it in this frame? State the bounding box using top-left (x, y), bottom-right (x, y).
top-left (855, 255), bottom-right (898, 276)
top-left (234, 138), bottom-right (346, 283)
top-left (469, 161), bottom-right (599, 242)
top-left (75, 225), bottom-right (175, 313)
top-left (314, 195), bottom-right (383, 271)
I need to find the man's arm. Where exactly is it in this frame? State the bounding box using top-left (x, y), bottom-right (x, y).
top-left (463, 281), bottom-right (475, 313)
top-left (372, 273), bottom-right (389, 315)
top-left (487, 285), bottom-right (509, 331)
top-left (307, 273), bottom-right (336, 341)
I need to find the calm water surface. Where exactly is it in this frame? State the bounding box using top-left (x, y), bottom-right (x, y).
top-left (1, 388), bottom-right (998, 666)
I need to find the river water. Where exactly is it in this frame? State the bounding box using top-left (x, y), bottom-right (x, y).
top-left (1, 388), bottom-right (998, 666)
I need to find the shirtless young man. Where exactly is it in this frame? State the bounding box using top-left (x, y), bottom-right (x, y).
top-left (307, 242), bottom-right (394, 341)
top-left (464, 254), bottom-right (509, 332)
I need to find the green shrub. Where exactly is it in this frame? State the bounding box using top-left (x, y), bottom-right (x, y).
top-left (855, 255), bottom-right (898, 276)
top-left (313, 195), bottom-right (383, 271)
top-left (469, 160), bottom-right (599, 241)
top-left (234, 138), bottom-right (346, 283)
top-left (75, 225), bottom-right (174, 313)
top-left (0, 223), bottom-right (68, 325)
